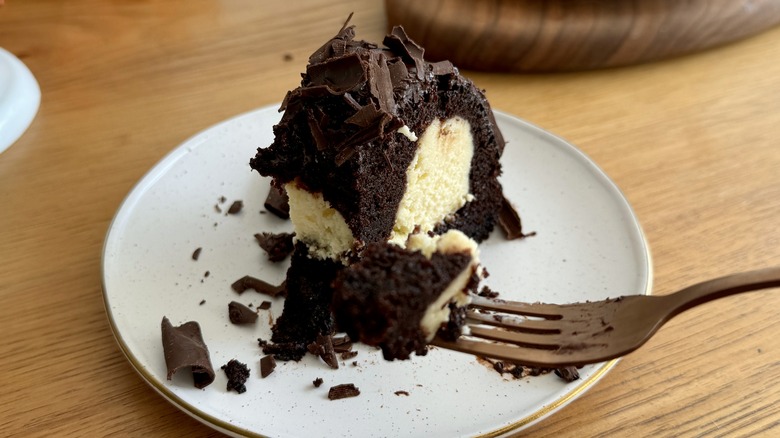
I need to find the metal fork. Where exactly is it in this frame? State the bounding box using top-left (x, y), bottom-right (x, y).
top-left (432, 267), bottom-right (780, 367)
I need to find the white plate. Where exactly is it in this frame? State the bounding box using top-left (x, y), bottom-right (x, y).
top-left (0, 47), bottom-right (40, 154)
top-left (102, 105), bottom-right (651, 437)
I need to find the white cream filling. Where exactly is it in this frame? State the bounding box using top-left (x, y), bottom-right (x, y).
top-left (284, 180), bottom-right (354, 261)
top-left (390, 117), bottom-right (475, 245)
top-left (408, 230), bottom-right (480, 340)
top-left (396, 125), bottom-right (418, 142)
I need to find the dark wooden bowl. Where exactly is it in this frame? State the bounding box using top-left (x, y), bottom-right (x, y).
top-left (386, 0), bottom-right (780, 72)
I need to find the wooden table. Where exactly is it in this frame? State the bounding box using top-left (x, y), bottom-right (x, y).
top-left (1, 1), bottom-right (778, 436)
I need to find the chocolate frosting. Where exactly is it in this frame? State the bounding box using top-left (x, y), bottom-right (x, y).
top-left (161, 317), bottom-right (215, 389)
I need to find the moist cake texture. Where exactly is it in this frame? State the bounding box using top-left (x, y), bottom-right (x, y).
top-left (333, 230), bottom-right (482, 360)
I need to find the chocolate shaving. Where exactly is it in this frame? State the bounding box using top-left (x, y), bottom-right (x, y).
top-left (367, 51), bottom-right (396, 113)
top-left (258, 301), bottom-right (272, 310)
top-left (387, 58), bottom-right (409, 89)
top-left (394, 390), bottom-right (409, 396)
top-left (499, 195), bottom-right (535, 239)
top-left (342, 92), bottom-right (362, 110)
top-left (430, 60), bottom-right (455, 76)
top-left (554, 367), bottom-right (581, 382)
top-left (383, 26), bottom-right (426, 80)
top-left (191, 247), bottom-right (202, 261)
top-left (313, 377), bottom-right (324, 388)
top-left (307, 112), bottom-right (330, 151)
top-left (309, 13), bottom-right (355, 66)
top-left (328, 383), bottom-right (360, 400)
top-left (228, 301), bottom-right (258, 324)
top-left (161, 317), bottom-right (215, 389)
top-left (345, 103), bottom-right (384, 128)
top-left (231, 276), bottom-right (286, 297)
top-left (263, 184), bottom-right (290, 219)
top-left (226, 200), bottom-right (243, 215)
top-left (221, 359), bottom-right (250, 394)
top-left (307, 334), bottom-right (339, 369)
top-left (260, 355), bottom-right (276, 378)
top-left (333, 341), bottom-right (353, 353)
top-left (307, 52), bottom-right (367, 94)
top-left (254, 232), bottom-right (295, 262)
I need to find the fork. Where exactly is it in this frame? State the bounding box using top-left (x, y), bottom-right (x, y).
top-left (431, 267), bottom-right (780, 367)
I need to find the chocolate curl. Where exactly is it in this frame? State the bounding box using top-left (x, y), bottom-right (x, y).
top-left (499, 195), bottom-right (536, 240)
top-left (383, 26), bottom-right (426, 80)
top-left (161, 317), bottom-right (215, 389)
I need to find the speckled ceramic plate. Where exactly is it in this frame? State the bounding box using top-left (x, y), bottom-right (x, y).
top-left (102, 105), bottom-right (651, 437)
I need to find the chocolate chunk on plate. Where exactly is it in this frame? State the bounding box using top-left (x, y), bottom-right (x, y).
top-left (231, 275), bottom-right (286, 297)
top-left (228, 301), bottom-right (258, 324)
top-left (328, 383), bottom-right (360, 400)
top-left (254, 232), bottom-right (295, 262)
top-left (260, 355), bottom-right (276, 378)
top-left (160, 317), bottom-right (215, 389)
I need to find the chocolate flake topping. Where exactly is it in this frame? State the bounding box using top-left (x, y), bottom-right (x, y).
top-left (228, 301), bottom-right (258, 324)
top-left (161, 317), bottom-right (215, 389)
top-left (554, 366), bottom-right (581, 382)
top-left (499, 195), bottom-right (535, 240)
top-left (254, 232), bottom-right (295, 262)
top-left (260, 355), bottom-right (277, 378)
top-left (231, 276), bottom-right (286, 297)
top-left (382, 26), bottom-right (425, 80)
top-left (328, 383), bottom-right (361, 400)
top-left (263, 184), bottom-right (290, 219)
top-left (221, 359), bottom-right (250, 394)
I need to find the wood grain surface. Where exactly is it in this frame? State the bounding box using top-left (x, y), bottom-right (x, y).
top-left (386, 0), bottom-right (780, 72)
top-left (1, 0), bottom-right (779, 436)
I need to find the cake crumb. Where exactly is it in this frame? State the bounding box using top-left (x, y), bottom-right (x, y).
top-left (255, 232), bottom-right (295, 262)
top-left (191, 247), bottom-right (202, 261)
top-left (313, 377), bottom-right (324, 388)
top-left (221, 359), bottom-right (250, 394)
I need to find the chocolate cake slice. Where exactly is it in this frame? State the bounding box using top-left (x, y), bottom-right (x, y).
top-left (250, 19), bottom-right (505, 262)
top-left (250, 18), bottom-right (505, 360)
top-left (332, 230), bottom-right (482, 360)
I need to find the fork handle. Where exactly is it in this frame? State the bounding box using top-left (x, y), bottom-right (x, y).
top-left (664, 266), bottom-right (780, 317)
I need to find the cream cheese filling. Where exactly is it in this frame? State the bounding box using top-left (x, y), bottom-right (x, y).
top-left (408, 230), bottom-right (480, 340)
top-left (390, 116), bottom-right (475, 245)
top-left (284, 180), bottom-right (354, 262)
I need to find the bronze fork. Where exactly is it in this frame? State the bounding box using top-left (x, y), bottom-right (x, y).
top-left (432, 267), bottom-right (780, 367)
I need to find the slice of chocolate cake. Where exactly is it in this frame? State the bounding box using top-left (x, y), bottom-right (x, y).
top-left (250, 18), bottom-right (505, 360)
top-left (250, 18), bottom-right (504, 262)
top-left (332, 230), bottom-right (482, 360)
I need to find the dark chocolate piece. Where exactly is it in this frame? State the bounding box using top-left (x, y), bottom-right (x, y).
top-left (307, 334), bottom-right (339, 369)
top-left (231, 275), bottom-right (286, 297)
top-left (259, 301), bottom-right (272, 310)
top-left (554, 367), bottom-right (580, 382)
top-left (254, 232), bottom-right (295, 262)
top-left (394, 390), bottom-right (409, 396)
top-left (260, 355), bottom-right (276, 378)
top-left (328, 383), bottom-right (360, 400)
top-left (228, 301), bottom-right (258, 324)
top-left (161, 317), bottom-right (215, 389)
top-left (191, 247), bottom-right (202, 261)
top-left (313, 377), bottom-right (324, 388)
top-left (499, 196), bottom-right (536, 240)
top-left (227, 200), bottom-right (243, 215)
top-left (221, 359), bottom-right (250, 394)
top-left (263, 184), bottom-right (290, 219)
